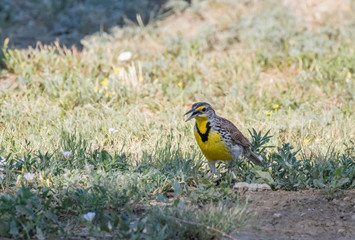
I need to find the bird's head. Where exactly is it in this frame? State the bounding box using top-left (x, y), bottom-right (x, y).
top-left (185, 102), bottom-right (216, 122)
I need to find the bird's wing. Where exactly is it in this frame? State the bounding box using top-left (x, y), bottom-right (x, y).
top-left (220, 118), bottom-right (250, 148)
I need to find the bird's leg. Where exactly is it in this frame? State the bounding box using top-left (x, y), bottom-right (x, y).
top-left (227, 160), bottom-right (237, 179)
top-left (227, 160), bottom-right (233, 172)
top-left (207, 161), bottom-right (216, 177)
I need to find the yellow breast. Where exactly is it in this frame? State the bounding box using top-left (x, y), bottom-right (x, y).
top-left (193, 116), bottom-right (232, 161)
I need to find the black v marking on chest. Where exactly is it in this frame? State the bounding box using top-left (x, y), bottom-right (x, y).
top-left (196, 122), bottom-right (211, 143)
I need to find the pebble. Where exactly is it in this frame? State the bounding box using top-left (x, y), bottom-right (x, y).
top-left (337, 229), bottom-right (345, 234)
top-left (273, 213), bottom-right (282, 218)
top-left (233, 182), bottom-right (271, 191)
top-left (300, 213), bottom-right (306, 217)
top-left (326, 222), bottom-right (335, 227)
top-left (343, 196), bottom-right (350, 201)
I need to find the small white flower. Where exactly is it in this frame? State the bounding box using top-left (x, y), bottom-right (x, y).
top-left (83, 212), bottom-right (96, 221)
top-left (23, 173), bottom-right (35, 182)
top-left (108, 128), bottom-right (119, 134)
top-left (62, 151), bottom-right (72, 159)
top-left (0, 156), bottom-right (6, 166)
top-left (0, 157), bottom-right (4, 171)
top-left (0, 174), bottom-right (4, 181)
top-left (118, 51), bottom-right (132, 61)
top-left (107, 221), bottom-right (113, 231)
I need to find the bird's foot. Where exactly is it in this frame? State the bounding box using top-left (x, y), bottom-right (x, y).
top-left (207, 171), bottom-right (215, 178)
top-left (229, 170), bottom-right (237, 179)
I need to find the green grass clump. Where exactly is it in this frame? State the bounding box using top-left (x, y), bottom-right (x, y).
top-left (146, 201), bottom-right (248, 240)
top-left (1, 0), bottom-right (355, 238)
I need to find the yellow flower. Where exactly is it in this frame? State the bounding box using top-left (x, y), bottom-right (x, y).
top-left (178, 81), bottom-right (183, 88)
top-left (304, 139), bottom-right (310, 144)
top-left (112, 91), bottom-right (116, 95)
top-left (105, 92), bottom-right (111, 96)
top-left (114, 67), bottom-right (120, 73)
top-left (265, 111), bottom-right (271, 117)
top-left (345, 72), bottom-right (351, 82)
top-left (93, 86), bottom-right (99, 92)
top-left (139, 76), bottom-right (144, 81)
top-left (273, 104), bottom-right (279, 110)
top-left (100, 78), bottom-right (108, 87)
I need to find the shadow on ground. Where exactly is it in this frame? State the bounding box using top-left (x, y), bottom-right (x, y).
top-left (0, 0), bottom-right (186, 49)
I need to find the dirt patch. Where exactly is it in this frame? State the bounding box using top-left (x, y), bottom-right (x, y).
top-left (283, 0), bottom-right (352, 30)
top-left (0, 73), bottom-right (16, 89)
top-left (233, 189), bottom-right (355, 240)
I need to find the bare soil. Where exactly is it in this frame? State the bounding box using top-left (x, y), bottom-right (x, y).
top-left (234, 189), bottom-right (355, 240)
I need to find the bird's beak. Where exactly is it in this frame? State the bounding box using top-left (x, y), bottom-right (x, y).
top-left (185, 108), bottom-right (197, 122)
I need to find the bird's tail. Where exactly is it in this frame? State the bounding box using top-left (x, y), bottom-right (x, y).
top-left (247, 151), bottom-right (263, 166)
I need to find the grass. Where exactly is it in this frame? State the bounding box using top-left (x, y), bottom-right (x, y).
top-left (1, 0), bottom-right (355, 238)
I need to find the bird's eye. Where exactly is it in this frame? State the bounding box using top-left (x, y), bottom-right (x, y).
top-left (201, 108), bottom-right (206, 112)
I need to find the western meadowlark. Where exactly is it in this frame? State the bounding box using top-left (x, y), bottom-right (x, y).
top-left (185, 102), bottom-right (263, 175)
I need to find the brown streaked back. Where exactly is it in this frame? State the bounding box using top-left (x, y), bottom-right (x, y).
top-left (219, 117), bottom-right (251, 148)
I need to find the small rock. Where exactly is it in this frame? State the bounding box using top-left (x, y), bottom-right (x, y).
top-left (273, 213), bottom-right (282, 218)
top-left (332, 199), bottom-right (339, 204)
top-left (337, 228), bottom-right (345, 234)
top-left (233, 182), bottom-right (249, 189)
top-left (326, 222), bottom-right (335, 227)
top-left (300, 213), bottom-right (306, 217)
top-left (343, 196), bottom-right (350, 201)
top-left (233, 182), bottom-right (271, 191)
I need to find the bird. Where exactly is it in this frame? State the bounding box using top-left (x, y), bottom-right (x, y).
top-left (185, 102), bottom-right (263, 176)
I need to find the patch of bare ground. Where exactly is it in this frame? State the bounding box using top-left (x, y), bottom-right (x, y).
top-left (283, 0), bottom-right (352, 30)
top-left (0, 73), bottom-right (16, 89)
top-left (233, 189), bottom-right (355, 240)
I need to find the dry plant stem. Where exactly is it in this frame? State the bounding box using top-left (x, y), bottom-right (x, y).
top-left (169, 216), bottom-right (239, 240)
